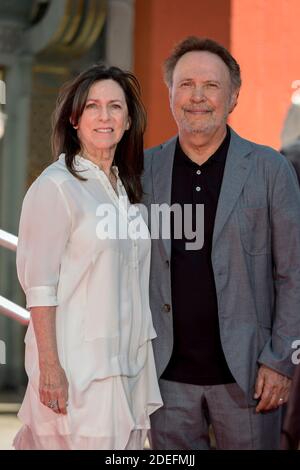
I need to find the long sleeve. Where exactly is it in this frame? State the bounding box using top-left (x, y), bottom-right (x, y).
top-left (17, 175), bottom-right (72, 308)
top-left (258, 157), bottom-right (300, 376)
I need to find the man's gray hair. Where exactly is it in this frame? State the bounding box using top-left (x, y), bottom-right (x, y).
top-left (164, 36), bottom-right (241, 90)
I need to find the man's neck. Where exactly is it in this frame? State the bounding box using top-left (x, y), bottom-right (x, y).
top-left (179, 126), bottom-right (228, 165)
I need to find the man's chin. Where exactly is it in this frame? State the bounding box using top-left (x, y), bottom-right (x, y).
top-left (184, 124), bottom-right (212, 135)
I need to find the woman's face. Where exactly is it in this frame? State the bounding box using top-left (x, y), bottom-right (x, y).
top-left (76, 79), bottom-right (130, 155)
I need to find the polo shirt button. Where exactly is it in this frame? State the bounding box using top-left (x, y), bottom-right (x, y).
top-left (196, 170), bottom-right (201, 175)
top-left (163, 304), bottom-right (171, 313)
top-left (196, 186), bottom-right (201, 192)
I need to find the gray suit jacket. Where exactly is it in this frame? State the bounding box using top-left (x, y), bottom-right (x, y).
top-left (142, 127), bottom-right (300, 404)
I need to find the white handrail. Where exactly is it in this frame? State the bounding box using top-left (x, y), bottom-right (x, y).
top-left (0, 229), bottom-right (29, 324)
top-left (0, 295), bottom-right (30, 325)
top-left (0, 229), bottom-right (18, 252)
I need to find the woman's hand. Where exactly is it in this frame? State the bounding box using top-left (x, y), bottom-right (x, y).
top-left (39, 363), bottom-right (69, 415)
top-left (30, 306), bottom-right (69, 415)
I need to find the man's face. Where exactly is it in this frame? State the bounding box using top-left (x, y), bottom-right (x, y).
top-left (169, 51), bottom-right (239, 138)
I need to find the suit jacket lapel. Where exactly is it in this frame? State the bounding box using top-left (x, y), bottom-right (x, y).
top-left (212, 128), bottom-right (253, 248)
top-left (152, 136), bottom-right (177, 259)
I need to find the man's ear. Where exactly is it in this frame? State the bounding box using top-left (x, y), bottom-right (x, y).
top-left (229, 88), bottom-right (240, 114)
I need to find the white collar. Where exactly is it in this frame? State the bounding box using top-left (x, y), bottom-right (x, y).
top-left (59, 153), bottom-right (119, 177)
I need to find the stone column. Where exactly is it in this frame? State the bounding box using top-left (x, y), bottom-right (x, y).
top-left (105, 0), bottom-right (135, 70)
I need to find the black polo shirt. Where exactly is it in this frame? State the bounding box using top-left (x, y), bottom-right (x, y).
top-left (162, 128), bottom-right (235, 385)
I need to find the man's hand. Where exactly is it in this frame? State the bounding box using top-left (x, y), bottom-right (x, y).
top-left (254, 364), bottom-right (291, 413)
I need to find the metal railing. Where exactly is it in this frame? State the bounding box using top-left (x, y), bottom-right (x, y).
top-left (0, 229), bottom-right (29, 325)
top-left (0, 229), bottom-right (18, 252)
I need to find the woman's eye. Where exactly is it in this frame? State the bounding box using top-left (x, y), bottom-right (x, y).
top-left (86, 103), bottom-right (97, 109)
top-left (111, 104), bottom-right (121, 109)
top-left (181, 82), bottom-right (191, 87)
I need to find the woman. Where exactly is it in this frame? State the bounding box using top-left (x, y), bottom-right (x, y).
top-left (13, 64), bottom-right (162, 450)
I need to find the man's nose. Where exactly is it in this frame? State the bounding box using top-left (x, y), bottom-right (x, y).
top-left (191, 86), bottom-right (206, 102)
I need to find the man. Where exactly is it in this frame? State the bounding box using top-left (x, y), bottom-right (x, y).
top-left (281, 363), bottom-right (300, 450)
top-left (142, 37), bottom-right (300, 450)
top-left (280, 138), bottom-right (300, 450)
top-left (281, 137), bottom-right (300, 184)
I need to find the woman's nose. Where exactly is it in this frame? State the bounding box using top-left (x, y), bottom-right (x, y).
top-left (98, 107), bottom-right (110, 120)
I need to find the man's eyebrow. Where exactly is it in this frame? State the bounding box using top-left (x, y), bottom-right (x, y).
top-left (177, 78), bottom-right (221, 84)
top-left (178, 78), bottom-right (193, 82)
top-left (203, 79), bottom-right (221, 84)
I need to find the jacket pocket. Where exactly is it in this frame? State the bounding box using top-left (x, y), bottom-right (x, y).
top-left (238, 206), bottom-right (271, 255)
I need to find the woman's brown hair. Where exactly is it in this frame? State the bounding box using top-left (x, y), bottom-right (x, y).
top-left (51, 64), bottom-right (146, 204)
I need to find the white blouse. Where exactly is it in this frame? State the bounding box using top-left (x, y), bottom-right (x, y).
top-left (14, 154), bottom-right (162, 450)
